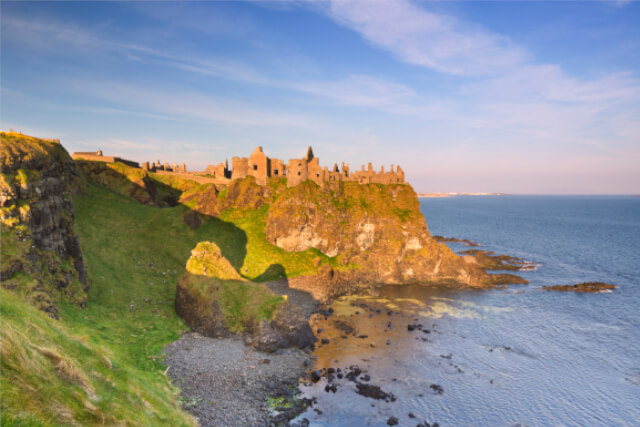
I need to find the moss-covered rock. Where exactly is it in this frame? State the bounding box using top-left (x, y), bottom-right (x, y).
top-left (179, 176), bottom-right (271, 216)
top-left (185, 241), bottom-right (243, 280)
top-left (1, 132), bottom-right (88, 316)
top-left (175, 241), bottom-right (315, 352)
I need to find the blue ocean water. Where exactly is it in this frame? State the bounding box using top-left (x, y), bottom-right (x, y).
top-left (295, 196), bottom-right (640, 426)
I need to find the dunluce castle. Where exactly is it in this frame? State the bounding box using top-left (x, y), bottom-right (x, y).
top-left (72, 146), bottom-right (405, 187)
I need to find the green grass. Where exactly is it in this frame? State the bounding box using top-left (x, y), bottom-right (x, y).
top-left (70, 183), bottom-right (244, 369)
top-left (221, 204), bottom-right (336, 280)
top-left (0, 289), bottom-right (195, 426)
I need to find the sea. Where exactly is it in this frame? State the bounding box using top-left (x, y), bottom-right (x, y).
top-left (292, 195), bottom-right (640, 426)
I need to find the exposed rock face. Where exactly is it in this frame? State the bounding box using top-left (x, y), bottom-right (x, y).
top-left (175, 241), bottom-right (316, 352)
top-left (264, 181), bottom-right (493, 290)
top-left (0, 132), bottom-right (88, 316)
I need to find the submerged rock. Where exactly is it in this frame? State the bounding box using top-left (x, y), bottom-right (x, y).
top-left (356, 383), bottom-right (394, 401)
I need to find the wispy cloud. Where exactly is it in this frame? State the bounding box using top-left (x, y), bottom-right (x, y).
top-left (293, 74), bottom-right (416, 107)
top-left (73, 81), bottom-right (318, 128)
top-left (2, 13), bottom-right (419, 114)
top-left (321, 0), bottom-right (526, 75)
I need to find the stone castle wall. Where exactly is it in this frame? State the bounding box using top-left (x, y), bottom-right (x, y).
top-left (72, 151), bottom-right (140, 168)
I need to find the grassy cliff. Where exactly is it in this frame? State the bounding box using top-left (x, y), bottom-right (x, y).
top-left (1, 133), bottom-right (203, 425)
top-left (1, 179), bottom-right (208, 425)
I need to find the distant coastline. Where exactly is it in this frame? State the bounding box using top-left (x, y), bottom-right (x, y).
top-left (417, 192), bottom-right (506, 198)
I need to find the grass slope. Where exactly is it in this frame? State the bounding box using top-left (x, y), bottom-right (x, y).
top-left (2, 181), bottom-right (217, 425)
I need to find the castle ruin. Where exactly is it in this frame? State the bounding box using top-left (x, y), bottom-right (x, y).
top-left (74, 146), bottom-right (404, 187)
top-left (201, 146), bottom-right (404, 187)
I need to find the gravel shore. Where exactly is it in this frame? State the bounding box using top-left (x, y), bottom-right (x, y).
top-left (164, 332), bottom-right (312, 426)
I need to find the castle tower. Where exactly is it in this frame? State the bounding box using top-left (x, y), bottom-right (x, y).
top-left (287, 158), bottom-right (308, 187)
top-left (248, 146), bottom-right (268, 185)
top-left (232, 157), bottom-right (249, 180)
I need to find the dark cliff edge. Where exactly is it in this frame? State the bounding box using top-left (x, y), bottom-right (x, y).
top-left (1, 132), bottom-right (88, 317)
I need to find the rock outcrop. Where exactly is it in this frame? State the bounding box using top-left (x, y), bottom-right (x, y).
top-left (543, 282), bottom-right (616, 293)
top-left (264, 181), bottom-right (497, 290)
top-left (175, 242), bottom-right (316, 352)
top-left (1, 132), bottom-right (89, 316)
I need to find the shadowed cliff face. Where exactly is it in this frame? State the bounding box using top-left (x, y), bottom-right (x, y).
top-left (0, 132), bottom-right (88, 316)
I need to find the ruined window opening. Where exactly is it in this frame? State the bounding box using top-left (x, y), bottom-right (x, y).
top-left (274, 169), bottom-right (278, 175)
top-left (316, 172), bottom-right (320, 177)
top-left (298, 172), bottom-right (301, 176)
top-left (253, 164), bottom-right (258, 171)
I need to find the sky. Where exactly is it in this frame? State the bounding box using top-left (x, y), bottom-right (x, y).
top-left (2, 1), bottom-right (639, 194)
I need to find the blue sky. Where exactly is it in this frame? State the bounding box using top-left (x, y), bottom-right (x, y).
top-left (2, 1), bottom-right (639, 194)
